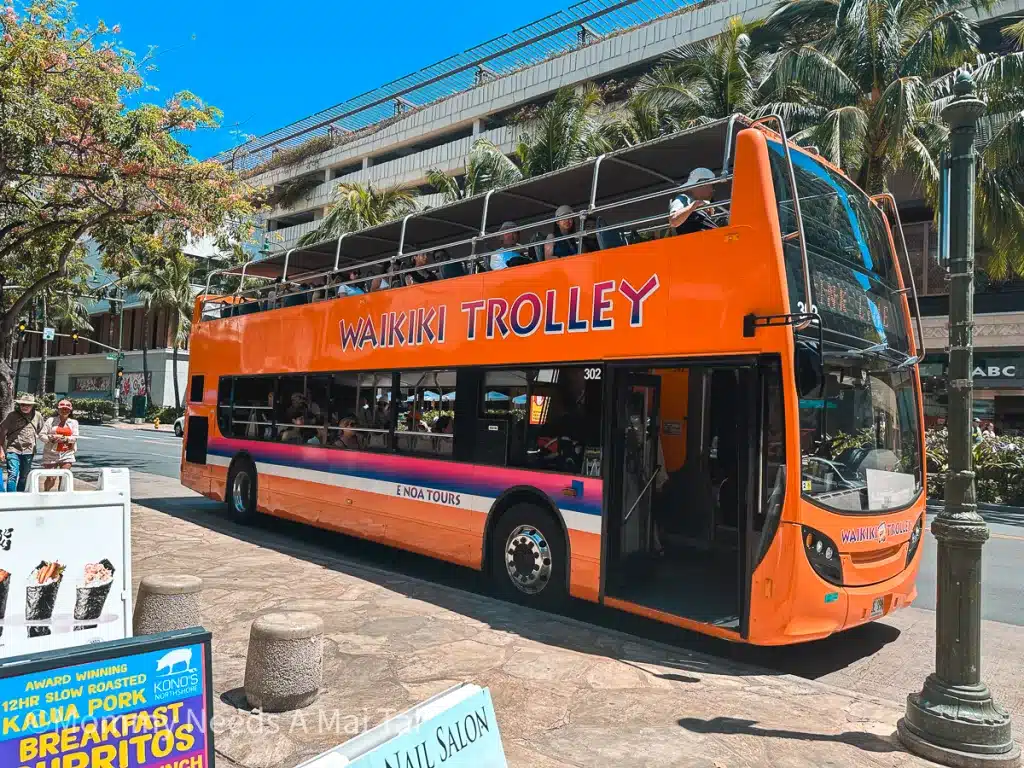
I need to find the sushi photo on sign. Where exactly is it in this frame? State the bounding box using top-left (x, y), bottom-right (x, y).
top-left (74, 560), bottom-right (114, 630)
top-left (26, 561), bottom-right (64, 638)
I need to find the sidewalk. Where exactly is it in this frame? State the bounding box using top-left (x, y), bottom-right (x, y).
top-left (128, 475), bottom-right (1011, 768)
top-left (108, 420), bottom-right (175, 433)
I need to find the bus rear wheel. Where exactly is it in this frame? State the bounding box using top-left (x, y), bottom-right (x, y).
top-left (226, 458), bottom-right (258, 524)
top-left (490, 503), bottom-right (567, 607)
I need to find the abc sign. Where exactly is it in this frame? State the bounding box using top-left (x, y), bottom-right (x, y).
top-left (972, 365), bottom-right (1017, 379)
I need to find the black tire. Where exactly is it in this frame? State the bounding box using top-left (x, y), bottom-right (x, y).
top-left (174, 423), bottom-right (183, 437)
top-left (490, 503), bottom-right (568, 607)
top-left (225, 458), bottom-right (258, 523)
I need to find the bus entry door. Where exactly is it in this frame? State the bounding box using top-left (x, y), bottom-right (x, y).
top-left (616, 374), bottom-right (661, 560)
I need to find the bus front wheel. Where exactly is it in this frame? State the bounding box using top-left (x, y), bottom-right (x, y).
top-left (490, 503), bottom-right (567, 607)
top-left (226, 459), bottom-right (258, 524)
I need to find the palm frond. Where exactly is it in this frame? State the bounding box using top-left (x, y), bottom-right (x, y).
top-left (899, 11), bottom-right (979, 76)
top-left (426, 168), bottom-right (463, 203)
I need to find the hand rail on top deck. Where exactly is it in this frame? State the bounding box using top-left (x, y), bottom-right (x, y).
top-left (281, 248), bottom-right (296, 282)
top-left (750, 114), bottom-right (814, 332)
top-left (198, 171), bottom-right (736, 319)
top-left (333, 233), bottom-right (347, 271)
top-left (871, 192), bottom-right (926, 361)
top-left (720, 114), bottom-right (745, 174)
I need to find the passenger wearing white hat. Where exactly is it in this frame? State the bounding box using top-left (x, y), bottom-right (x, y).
top-left (544, 204), bottom-right (581, 260)
top-left (667, 167), bottom-right (718, 236)
top-left (0, 394), bottom-right (44, 492)
top-left (490, 221), bottom-right (528, 271)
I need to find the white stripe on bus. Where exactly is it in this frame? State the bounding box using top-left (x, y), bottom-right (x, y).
top-left (205, 453), bottom-right (601, 535)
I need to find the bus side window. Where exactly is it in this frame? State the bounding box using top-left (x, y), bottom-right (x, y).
top-left (276, 375), bottom-right (311, 445)
top-left (396, 370), bottom-right (457, 457)
top-left (520, 367), bottom-right (603, 476)
top-left (217, 378), bottom-right (232, 435)
top-left (480, 369), bottom-right (529, 467)
top-left (232, 376), bottom-right (276, 441)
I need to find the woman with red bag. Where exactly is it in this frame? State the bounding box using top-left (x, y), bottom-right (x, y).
top-left (40, 399), bottom-right (79, 491)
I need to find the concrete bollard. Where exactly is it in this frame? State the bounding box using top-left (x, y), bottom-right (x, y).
top-left (244, 612), bottom-right (324, 713)
top-left (133, 575), bottom-right (203, 635)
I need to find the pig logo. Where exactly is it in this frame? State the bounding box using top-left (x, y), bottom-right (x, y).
top-left (155, 648), bottom-right (194, 676)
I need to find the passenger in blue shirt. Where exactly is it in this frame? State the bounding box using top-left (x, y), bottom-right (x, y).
top-left (336, 269), bottom-right (365, 297)
top-left (490, 222), bottom-right (529, 270)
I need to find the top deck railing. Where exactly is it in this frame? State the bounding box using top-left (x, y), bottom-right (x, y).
top-left (200, 117), bottom-right (923, 359)
top-left (213, 0), bottom-right (701, 173)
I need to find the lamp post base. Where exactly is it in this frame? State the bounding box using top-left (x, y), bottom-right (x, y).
top-left (899, 675), bottom-right (1020, 768)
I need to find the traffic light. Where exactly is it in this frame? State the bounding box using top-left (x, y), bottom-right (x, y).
top-left (116, 366), bottom-right (124, 380)
top-left (70, 330), bottom-right (79, 347)
top-left (17, 321), bottom-right (26, 338)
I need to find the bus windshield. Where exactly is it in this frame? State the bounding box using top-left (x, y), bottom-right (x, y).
top-left (799, 356), bottom-right (922, 513)
top-left (767, 140), bottom-right (911, 353)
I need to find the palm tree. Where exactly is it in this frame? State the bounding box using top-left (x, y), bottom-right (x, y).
top-left (427, 138), bottom-right (523, 202)
top-left (760, 0), bottom-right (1024, 276)
top-left (125, 252), bottom-right (196, 410)
top-left (600, 98), bottom-right (675, 149)
top-left (514, 84), bottom-right (612, 177)
top-left (633, 18), bottom-right (803, 128)
top-left (298, 182), bottom-right (417, 245)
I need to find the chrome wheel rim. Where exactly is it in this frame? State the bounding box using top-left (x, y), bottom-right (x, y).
top-left (232, 470), bottom-right (251, 514)
top-left (504, 525), bottom-right (552, 595)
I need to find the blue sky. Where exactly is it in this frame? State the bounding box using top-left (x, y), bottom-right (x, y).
top-left (80, 1), bottom-right (571, 159)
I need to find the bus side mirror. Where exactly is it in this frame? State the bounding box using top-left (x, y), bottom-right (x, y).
top-left (795, 341), bottom-right (823, 397)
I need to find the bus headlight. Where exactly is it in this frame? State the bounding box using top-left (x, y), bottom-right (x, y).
top-left (801, 526), bottom-right (843, 585)
top-left (906, 515), bottom-right (924, 567)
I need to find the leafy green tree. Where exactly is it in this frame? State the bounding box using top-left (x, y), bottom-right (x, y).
top-left (600, 99), bottom-right (674, 149)
top-left (123, 252), bottom-right (196, 410)
top-left (760, 0), bottom-right (1024, 276)
top-left (514, 85), bottom-right (611, 176)
top-left (0, 0), bottom-right (256, 414)
top-left (427, 138), bottom-right (523, 202)
top-left (299, 182), bottom-right (417, 245)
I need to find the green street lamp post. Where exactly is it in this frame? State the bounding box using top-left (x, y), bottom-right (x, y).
top-left (897, 72), bottom-right (1020, 767)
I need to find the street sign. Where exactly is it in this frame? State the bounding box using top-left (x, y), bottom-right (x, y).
top-left (41, 327), bottom-right (55, 341)
top-left (106, 353), bottom-right (118, 361)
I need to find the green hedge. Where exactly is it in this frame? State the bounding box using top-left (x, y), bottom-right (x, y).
top-left (926, 428), bottom-right (1024, 506)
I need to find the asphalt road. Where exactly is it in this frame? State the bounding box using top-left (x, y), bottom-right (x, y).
top-left (73, 424), bottom-right (183, 477)
top-left (80, 426), bottom-right (1024, 627)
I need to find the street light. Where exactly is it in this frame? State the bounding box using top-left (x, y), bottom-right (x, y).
top-left (897, 72), bottom-right (1020, 768)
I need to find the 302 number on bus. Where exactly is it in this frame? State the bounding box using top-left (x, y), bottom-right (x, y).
top-left (584, 367), bottom-right (602, 380)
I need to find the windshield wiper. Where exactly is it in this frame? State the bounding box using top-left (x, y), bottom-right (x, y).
top-left (825, 340), bottom-right (889, 360)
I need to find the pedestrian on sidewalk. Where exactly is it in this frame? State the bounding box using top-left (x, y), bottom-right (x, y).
top-left (0, 394), bottom-right (44, 492)
top-left (40, 399), bottom-right (78, 491)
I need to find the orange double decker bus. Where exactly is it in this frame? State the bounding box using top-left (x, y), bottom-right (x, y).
top-left (181, 116), bottom-right (927, 645)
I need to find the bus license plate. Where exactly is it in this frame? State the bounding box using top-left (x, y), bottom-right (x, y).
top-left (871, 597), bottom-right (885, 618)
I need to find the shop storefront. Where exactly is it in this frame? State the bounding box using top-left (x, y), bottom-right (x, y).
top-left (920, 351), bottom-right (1024, 435)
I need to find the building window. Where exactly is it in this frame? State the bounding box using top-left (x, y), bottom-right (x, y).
top-left (396, 371), bottom-right (456, 456)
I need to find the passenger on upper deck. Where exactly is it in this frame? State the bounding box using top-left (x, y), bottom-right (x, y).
top-left (490, 222), bottom-right (530, 270)
top-left (337, 269), bottom-right (365, 297)
top-left (435, 249), bottom-right (465, 280)
top-left (667, 167), bottom-right (718, 236)
top-left (404, 252), bottom-right (438, 285)
top-left (544, 205), bottom-right (580, 260)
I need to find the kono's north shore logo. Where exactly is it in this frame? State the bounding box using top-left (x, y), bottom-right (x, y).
top-left (338, 275), bottom-right (661, 352)
top-left (841, 520), bottom-right (912, 545)
top-left (153, 647), bottom-right (201, 702)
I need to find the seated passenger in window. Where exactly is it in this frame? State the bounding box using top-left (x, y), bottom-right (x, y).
top-left (544, 205), bottom-right (580, 260)
top-left (436, 249), bottom-right (465, 280)
top-left (667, 167), bottom-right (718, 236)
top-left (279, 414), bottom-right (307, 444)
top-left (404, 252), bottom-right (438, 285)
top-left (337, 269), bottom-right (365, 297)
top-left (490, 222), bottom-right (530, 270)
top-left (432, 415), bottom-right (453, 434)
top-left (334, 416), bottom-right (361, 449)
